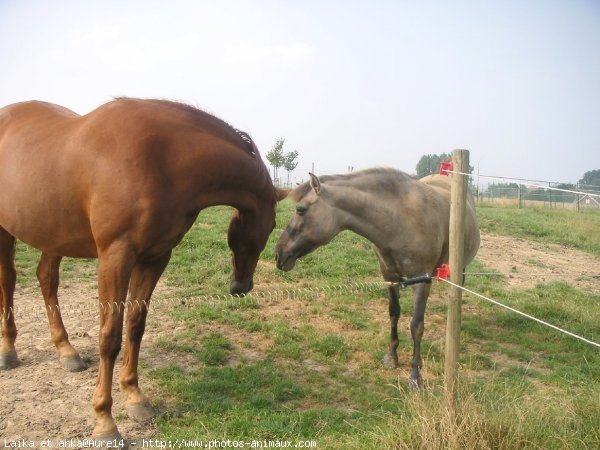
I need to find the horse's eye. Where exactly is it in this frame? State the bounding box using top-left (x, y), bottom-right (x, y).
top-left (296, 205), bottom-right (307, 216)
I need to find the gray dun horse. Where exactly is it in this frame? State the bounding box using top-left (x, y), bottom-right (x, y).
top-left (275, 168), bottom-right (480, 388)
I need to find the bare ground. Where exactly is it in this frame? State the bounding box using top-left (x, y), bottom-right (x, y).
top-left (0, 233), bottom-right (598, 444)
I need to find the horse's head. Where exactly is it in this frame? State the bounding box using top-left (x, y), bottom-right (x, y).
top-left (275, 173), bottom-right (341, 271)
top-left (228, 187), bottom-right (288, 295)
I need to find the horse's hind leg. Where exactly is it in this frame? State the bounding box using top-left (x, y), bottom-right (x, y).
top-left (0, 227), bottom-right (18, 370)
top-left (383, 284), bottom-right (400, 369)
top-left (409, 283), bottom-right (431, 390)
top-left (120, 251), bottom-right (171, 422)
top-left (37, 253), bottom-right (86, 371)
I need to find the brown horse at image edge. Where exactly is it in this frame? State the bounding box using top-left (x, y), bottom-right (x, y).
top-left (0, 98), bottom-right (286, 441)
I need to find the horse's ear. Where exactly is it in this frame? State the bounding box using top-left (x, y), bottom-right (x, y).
top-left (275, 188), bottom-right (289, 202)
top-left (309, 172), bottom-right (321, 194)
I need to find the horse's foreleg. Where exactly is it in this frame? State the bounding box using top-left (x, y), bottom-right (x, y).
top-left (383, 284), bottom-right (400, 369)
top-left (37, 253), bottom-right (86, 371)
top-left (409, 283), bottom-right (430, 390)
top-left (0, 228), bottom-right (17, 370)
top-left (92, 244), bottom-right (135, 441)
top-left (120, 251), bottom-right (171, 422)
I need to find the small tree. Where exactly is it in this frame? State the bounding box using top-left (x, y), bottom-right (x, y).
top-left (283, 150), bottom-right (299, 185)
top-left (266, 138), bottom-right (285, 183)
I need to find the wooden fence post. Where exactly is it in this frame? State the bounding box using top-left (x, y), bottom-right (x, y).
top-left (444, 149), bottom-right (469, 412)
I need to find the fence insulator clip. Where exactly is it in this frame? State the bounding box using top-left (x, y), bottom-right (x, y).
top-left (439, 160), bottom-right (452, 176)
top-left (436, 264), bottom-right (450, 281)
top-left (400, 274), bottom-right (432, 288)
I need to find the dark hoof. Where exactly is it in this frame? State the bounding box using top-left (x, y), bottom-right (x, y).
top-left (408, 377), bottom-right (423, 391)
top-left (92, 431), bottom-right (126, 448)
top-left (126, 401), bottom-right (155, 422)
top-left (60, 354), bottom-right (87, 372)
top-left (383, 353), bottom-right (399, 369)
top-left (0, 351), bottom-right (19, 370)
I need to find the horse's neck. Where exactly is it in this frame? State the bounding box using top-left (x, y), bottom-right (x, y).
top-left (192, 156), bottom-right (271, 213)
top-left (333, 180), bottom-right (413, 249)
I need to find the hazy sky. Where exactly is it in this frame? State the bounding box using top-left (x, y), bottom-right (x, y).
top-left (1, 0), bottom-right (599, 185)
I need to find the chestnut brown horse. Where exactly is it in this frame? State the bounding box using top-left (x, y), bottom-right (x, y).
top-left (0, 98), bottom-right (284, 441)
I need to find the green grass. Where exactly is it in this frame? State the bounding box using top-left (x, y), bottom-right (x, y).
top-left (11, 200), bottom-right (600, 448)
top-left (477, 206), bottom-right (600, 257)
top-left (148, 202), bottom-right (600, 448)
top-left (156, 332), bottom-right (234, 366)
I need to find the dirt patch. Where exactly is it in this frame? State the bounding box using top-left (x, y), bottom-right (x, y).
top-left (475, 234), bottom-right (599, 293)
top-left (1, 233), bottom-right (598, 443)
top-left (0, 281), bottom-right (178, 444)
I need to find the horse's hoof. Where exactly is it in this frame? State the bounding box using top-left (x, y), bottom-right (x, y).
top-left (92, 431), bottom-right (127, 448)
top-left (60, 354), bottom-right (87, 372)
top-left (126, 401), bottom-right (155, 422)
top-left (92, 433), bottom-right (126, 447)
top-left (408, 377), bottom-right (423, 391)
top-left (0, 351), bottom-right (19, 370)
top-left (383, 353), bottom-right (399, 369)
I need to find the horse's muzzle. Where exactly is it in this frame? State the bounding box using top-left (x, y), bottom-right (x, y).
top-left (275, 249), bottom-right (297, 272)
top-left (230, 277), bottom-right (253, 295)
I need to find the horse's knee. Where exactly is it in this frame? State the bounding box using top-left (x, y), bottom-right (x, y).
top-left (99, 328), bottom-right (122, 360)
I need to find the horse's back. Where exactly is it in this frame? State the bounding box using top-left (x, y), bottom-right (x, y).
top-left (419, 173), bottom-right (480, 265)
top-left (0, 101), bottom-right (83, 168)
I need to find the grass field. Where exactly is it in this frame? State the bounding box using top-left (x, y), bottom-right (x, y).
top-left (476, 206), bottom-right (600, 257)
top-left (150, 203), bottom-right (600, 449)
top-left (13, 203), bottom-right (600, 449)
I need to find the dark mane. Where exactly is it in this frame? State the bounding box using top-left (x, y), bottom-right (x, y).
top-left (115, 97), bottom-right (256, 157)
top-left (292, 168), bottom-right (416, 201)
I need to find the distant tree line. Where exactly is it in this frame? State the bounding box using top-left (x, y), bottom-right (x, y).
top-left (579, 169), bottom-right (600, 189)
top-left (415, 154), bottom-right (599, 205)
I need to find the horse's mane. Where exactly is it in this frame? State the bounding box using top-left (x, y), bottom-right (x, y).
top-left (115, 98), bottom-right (256, 157)
top-left (292, 167), bottom-right (416, 201)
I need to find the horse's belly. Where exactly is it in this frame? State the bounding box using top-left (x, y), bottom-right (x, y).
top-left (4, 219), bottom-right (97, 257)
top-left (0, 186), bottom-right (97, 257)
top-left (20, 229), bottom-right (97, 258)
